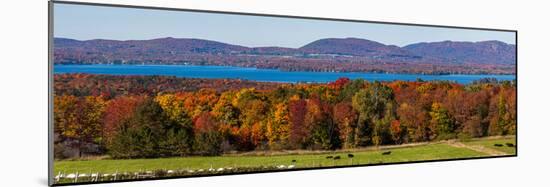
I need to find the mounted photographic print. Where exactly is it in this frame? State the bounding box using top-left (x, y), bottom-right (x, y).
top-left (49, 1), bottom-right (517, 185)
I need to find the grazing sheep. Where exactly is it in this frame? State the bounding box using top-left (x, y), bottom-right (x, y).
top-left (506, 143), bottom-right (515, 147)
top-left (382, 151), bottom-right (392, 155)
top-left (90, 173), bottom-right (99, 182)
top-left (217, 168), bottom-right (224, 172)
top-left (347, 154), bottom-right (354, 158)
top-left (55, 174), bottom-right (64, 181)
top-left (277, 165), bottom-right (287, 169)
top-left (494, 144), bottom-right (503, 147)
top-left (167, 170), bottom-right (174, 174)
top-left (65, 173), bottom-right (76, 179)
top-left (288, 165), bottom-right (295, 169)
top-left (326, 156), bottom-right (333, 159)
top-left (333, 156), bottom-right (341, 160)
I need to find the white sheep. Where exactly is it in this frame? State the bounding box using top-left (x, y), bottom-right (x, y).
top-left (55, 174), bottom-right (64, 180)
top-left (65, 173), bottom-right (76, 179)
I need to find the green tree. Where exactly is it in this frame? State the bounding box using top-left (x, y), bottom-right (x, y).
top-left (352, 82), bottom-right (395, 146)
top-left (155, 94), bottom-right (194, 155)
top-left (108, 98), bottom-right (193, 158)
top-left (429, 102), bottom-right (455, 140)
top-left (338, 79), bottom-right (365, 102)
top-left (305, 96), bottom-right (340, 150)
top-left (193, 112), bottom-right (223, 155)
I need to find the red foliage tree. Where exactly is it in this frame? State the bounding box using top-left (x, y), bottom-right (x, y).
top-left (288, 98), bottom-right (308, 149)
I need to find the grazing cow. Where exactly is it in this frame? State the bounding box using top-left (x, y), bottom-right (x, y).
top-left (506, 143), bottom-right (515, 147)
top-left (347, 154), bottom-right (354, 158)
top-left (494, 144), bottom-right (503, 147)
top-left (326, 156), bottom-right (333, 159)
top-left (333, 156), bottom-right (341, 160)
top-left (382, 151), bottom-right (392, 155)
top-left (291, 159), bottom-right (297, 163)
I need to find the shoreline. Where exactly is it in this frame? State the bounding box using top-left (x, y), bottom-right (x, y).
top-left (53, 63), bottom-right (517, 76)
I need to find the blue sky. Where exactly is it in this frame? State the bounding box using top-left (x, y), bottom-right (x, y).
top-left (54, 3), bottom-right (515, 48)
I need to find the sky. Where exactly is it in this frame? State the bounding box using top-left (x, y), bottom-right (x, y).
top-left (54, 3), bottom-right (516, 48)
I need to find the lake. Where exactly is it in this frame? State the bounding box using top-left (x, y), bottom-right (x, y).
top-left (54, 64), bottom-right (516, 84)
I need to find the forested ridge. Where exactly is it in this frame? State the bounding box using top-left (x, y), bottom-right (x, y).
top-left (54, 74), bottom-right (516, 159)
top-left (54, 37), bottom-right (516, 75)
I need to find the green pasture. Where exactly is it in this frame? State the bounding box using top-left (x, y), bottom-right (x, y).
top-left (463, 136), bottom-right (517, 155)
top-left (55, 137), bottom-right (515, 175)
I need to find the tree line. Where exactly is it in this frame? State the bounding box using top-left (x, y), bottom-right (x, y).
top-left (54, 77), bottom-right (516, 159)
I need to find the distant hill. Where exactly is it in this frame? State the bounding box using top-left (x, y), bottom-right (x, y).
top-left (404, 40), bottom-right (516, 64)
top-left (53, 37), bottom-right (516, 74)
top-left (55, 37), bottom-right (248, 55)
top-left (300, 37), bottom-right (418, 59)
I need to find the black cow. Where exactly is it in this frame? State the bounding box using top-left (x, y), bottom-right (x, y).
top-left (382, 151), bottom-right (392, 155)
top-left (494, 144), bottom-right (503, 147)
top-left (506, 143), bottom-right (515, 147)
top-left (347, 154), bottom-right (354, 158)
top-left (333, 156), bottom-right (341, 160)
top-left (326, 156), bottom-right (333, 159)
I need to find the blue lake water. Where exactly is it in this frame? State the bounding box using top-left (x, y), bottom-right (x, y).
top-left (54, 64), bottom-right (516, 84)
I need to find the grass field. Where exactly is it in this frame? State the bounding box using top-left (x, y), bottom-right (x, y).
top-left (463, 136), bottom-right (516, 155)
top-left (54, 136), bottom-right (516, 177)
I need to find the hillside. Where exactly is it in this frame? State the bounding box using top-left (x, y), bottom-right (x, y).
top-left (53, 37), bottom-right (516, 74)
top-left (404, 40), bottom-right (516, 64)
top-left (300, 37), bottom-right (419, 60)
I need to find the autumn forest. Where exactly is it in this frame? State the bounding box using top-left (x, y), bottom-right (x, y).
top-left (50, 3), bottom-right (520, 185)
top-left (54, 74), bottom-right (516, 159)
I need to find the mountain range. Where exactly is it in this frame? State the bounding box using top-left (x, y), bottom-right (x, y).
top-left (53, 37), bottom-right (516, 74)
